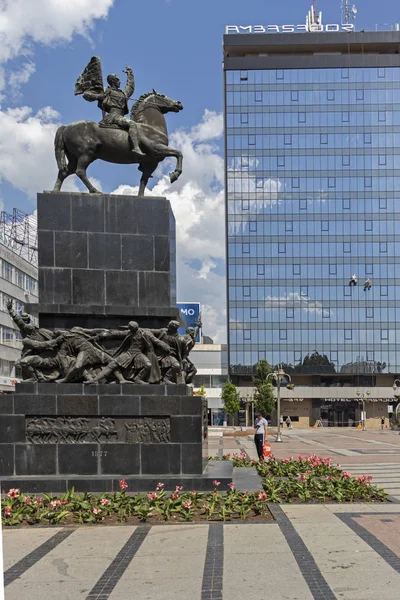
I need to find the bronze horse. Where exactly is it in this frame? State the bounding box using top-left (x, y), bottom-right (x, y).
top-left (53, 91), bottom-right (183, 196)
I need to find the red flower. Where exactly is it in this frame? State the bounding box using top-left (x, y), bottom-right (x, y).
top-left (119, 479), bottom-right (128, 491)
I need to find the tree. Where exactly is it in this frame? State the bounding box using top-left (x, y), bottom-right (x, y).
top-left (253, 360), bottom-right (276, 418)
top-left (221, 381), bottom-right (240, 417)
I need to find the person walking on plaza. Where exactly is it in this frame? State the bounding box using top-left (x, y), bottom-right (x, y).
top-left (280, 415), bottom-right (284, 428)
top-left (254, 412), bottom-right (268, 461)
top-left (381, 416), bottom-right (385, 431)
top-left (286, 416), bottom-right (292, 429)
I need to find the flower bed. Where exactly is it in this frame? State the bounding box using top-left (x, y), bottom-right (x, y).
top-left (1, 481), bottom-right (274, 526)
top-left (208, 453), bottom-right (388, 503)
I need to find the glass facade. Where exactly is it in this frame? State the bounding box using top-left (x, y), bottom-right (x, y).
top-left (226, 65), bottom-right (400, 376)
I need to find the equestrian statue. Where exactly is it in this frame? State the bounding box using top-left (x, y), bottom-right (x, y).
top-left (52, 56), bottom-right (184, 196)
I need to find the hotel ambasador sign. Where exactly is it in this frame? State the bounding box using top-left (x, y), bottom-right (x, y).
top-left (225, 23), bottom-right (355, 34)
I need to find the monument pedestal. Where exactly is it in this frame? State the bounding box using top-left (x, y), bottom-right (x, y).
top-left (0, 193), bottom-right (229, 492)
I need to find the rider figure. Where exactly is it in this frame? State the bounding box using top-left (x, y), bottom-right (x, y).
top-left (83, 66), bottom-right (144, 156)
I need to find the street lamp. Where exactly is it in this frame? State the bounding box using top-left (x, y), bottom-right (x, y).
top-left (392, 380), bottom-right (400, 421)
top-left (267, 365), bottom-right (291, 443)
top-left (356, 389), bottom-right (370, 431)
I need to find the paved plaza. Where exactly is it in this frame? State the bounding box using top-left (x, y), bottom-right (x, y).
top-left (3, 428), bottom-right (400, 600)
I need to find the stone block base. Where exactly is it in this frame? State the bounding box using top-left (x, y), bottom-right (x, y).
top-left (0, 384), bottom-right (208, 484)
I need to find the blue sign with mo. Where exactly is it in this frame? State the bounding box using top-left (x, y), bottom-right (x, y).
top-left (177, 302), bottom-right (201, 342)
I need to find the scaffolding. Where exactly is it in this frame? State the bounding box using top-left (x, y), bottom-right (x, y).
top-left (0, 208), bottom-right (38, 266)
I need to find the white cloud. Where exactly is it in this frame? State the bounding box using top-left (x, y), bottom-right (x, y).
top-left (8, 62), bottom-right (36, 94)
top-left (0, 0), bottom-right (114, 62)
top-left (113, 111), bottom-right (227, 342)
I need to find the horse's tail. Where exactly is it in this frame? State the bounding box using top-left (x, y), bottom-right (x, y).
top-left (54, 126), bottom-right (67, 172)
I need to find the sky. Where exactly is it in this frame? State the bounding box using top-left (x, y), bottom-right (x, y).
top-left (0, 0), bottom-right (399, 342)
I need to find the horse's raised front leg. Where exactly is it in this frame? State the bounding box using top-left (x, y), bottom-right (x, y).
top-left (76, 155), bottom-right (101, 194)
top-left (151, 144), bottom-right (183, 184)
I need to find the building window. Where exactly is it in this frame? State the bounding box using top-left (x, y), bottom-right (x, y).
top-left (292, 177), bottom-right (300, 188)
top-left (366, 264), bottom-right (373, 275)
top-left (380, 285), bottom-right (388, 296)
top-left (15, 269), bottom-right (25, 288)
top-left (293, 264), bottom-right (301, 275)
top-left (278, 243), bottom-right (286, 254)
top-left (366, 307), bottom-right (374, 318)
top-left (257, 264), bottom-right (264, 276)
top-left (380, 242), bottom-right (387, 253)
top-left (366, 351), bottom-right (375, 361)
top-left (344, 286), bottom-right (351, 296)
top-left (343, 242), bottom-right (351, 253)
top-left (379, 198), bottom-right (387, 209)
top-left (321, 221), bottom-right (329, 231)
top-left (284, 134), bottom-right (292, 145)
top-left (299, 198), bottom-right (307, 209)
top-left (279, 329), bottom-right (287, 340)
top-left (240, 70), bottom-right (248, 81)
top-left (356, 89), bottom-right (364, 100)
top-left (345, 329), bottom-right (352, 340)
top-left (328, 177), bottom-right (336, 188)
top-left (285, 221), bottom-right (293, 232)
top-left (255, 91), bottom-right (262, 102)
top-left (379, 155), bottom-right (386, 166)
top-left (323, 308), bottom-right (330, 319)
top-left (342, 111), bottom-right (349, 122)
top-left (242, 243), bottom-right (250, 254)
top-left (342, 155), bottom-right (350, 166)
top-left (2, 326), bottom-right (14, 343)
top-left (365, 177), bottom-right (372, 187)
top-left (1, 261), bottom-right (13, 282)
top-left (244, 329), bottom-right (251, 340)
top-left (329, 264), bottom-right (337, 275)
top-left (381, 329), bottom-right (389, 340)
top-left (277, 156), bottom-right (285, 167)
top-left (295, 351), bottom-right (301, 363)
top-left (241, 113), bottom-right (248, 124)
top-left (248, 135), bottom-right (255, 145)
top-left (251, 308), bottom-right (258, 319)
top-left (378, 111), bottom-right (386, 122)
top-left (286, 308), bottom-right (294, 318)
top-left (256, 178), bottom-right (264, 189)
top-left (378, 67), bottom-right (385, 78)
top-left (243, 286), bottom-right (250, 297)
top-left (327, 90), bottom-right (335, 101)
top-left (291, 90), bottom-right (298, 101)
top-left (330, 351), bottom-right (338, 362)
top-left (365, 221), bottom-right (372, 231)
top-left (341, 68), bottom-right (349, 79)
top-left (241, 156), bottom-right (249, 169)
top-left (249, 221), bottom-right (257, 232)
top-left (276, 69), bottom-right (284, 80)
top-left (343, 198), bottom-right (350, 210)
top-left (242, 199), bottom-right (249, 210)
top-left (320, 133), bottom-right (328, 144)
top-left (364, 133), bottom-right (371, 144)
top-left (298, 112), bottom-right (306, 123)
top-left (300, 286), bottom-right (308, 297)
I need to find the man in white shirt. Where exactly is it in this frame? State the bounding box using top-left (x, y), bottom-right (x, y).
top-left (254, 412), bottom-right (268, 461)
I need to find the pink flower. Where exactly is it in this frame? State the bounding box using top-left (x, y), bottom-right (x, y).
top-left (24, 496), bottom-right (32, 505)
top-left (225, 453), bottom-right (231, 459)
top-left (147, 492), bottom-right (158, 501)
top-left (49, 500), bottom-right (61, 509)
top-left (298, 455), bottom-right (303, 460)
top-left (61, 500), bottom-right (68, 505)
top-left (100, 498), bottom-right (110, 506)
top-left (228, 483), bottom-right (236, 490)
top-left (356, 475), bottom-right (373, 485)
top-left (171, 492), bottom-right (179, 500)
top-left (326, 476), bottom-right (334, 482)
top-left (119, 479), bottom-right (128, 491)
top-left (7, 488), bottom-right (20, 499)
top-left (184, 500), bottom-right (192, 509)
top-left (258, 492), bottom-right (267, 501)
top-left (156, 482), bottom-right (164, 491)
top-left (203, 503), bottom-right (210, 511)
top-left (4, 506), bottom-right (12, 516)
top-left (191, 490), bottom-right (197, 495)
top-left (213, 480), bottom-right (221, 487)
top-left (250, 459), bottom-right (257, 464)
top-left (175, 485), bottom-right (183, 492)
top-left (93, 508), bottom-right (101, 515)
top-left (342, 472), bottom-right (351, 479)
top-left (242, 492), bottom-right (248, 499)
top-left (298, 474), bottom-right (307, 483)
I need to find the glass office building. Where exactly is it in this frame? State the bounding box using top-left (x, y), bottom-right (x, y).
top-left (224, 31), bottom-right (400, 426)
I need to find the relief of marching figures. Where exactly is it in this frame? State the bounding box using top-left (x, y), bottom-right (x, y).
top-left (7, 300), bottom-right (200, 385)
top-left (26, 416), bottom-right (170, 444)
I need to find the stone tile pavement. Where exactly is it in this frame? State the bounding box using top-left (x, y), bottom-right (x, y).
top-left (3, 427), bottom-right (400, 599)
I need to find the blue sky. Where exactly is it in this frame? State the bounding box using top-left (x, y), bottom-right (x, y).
top-left (0, 0), bottom-right (398, 340)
